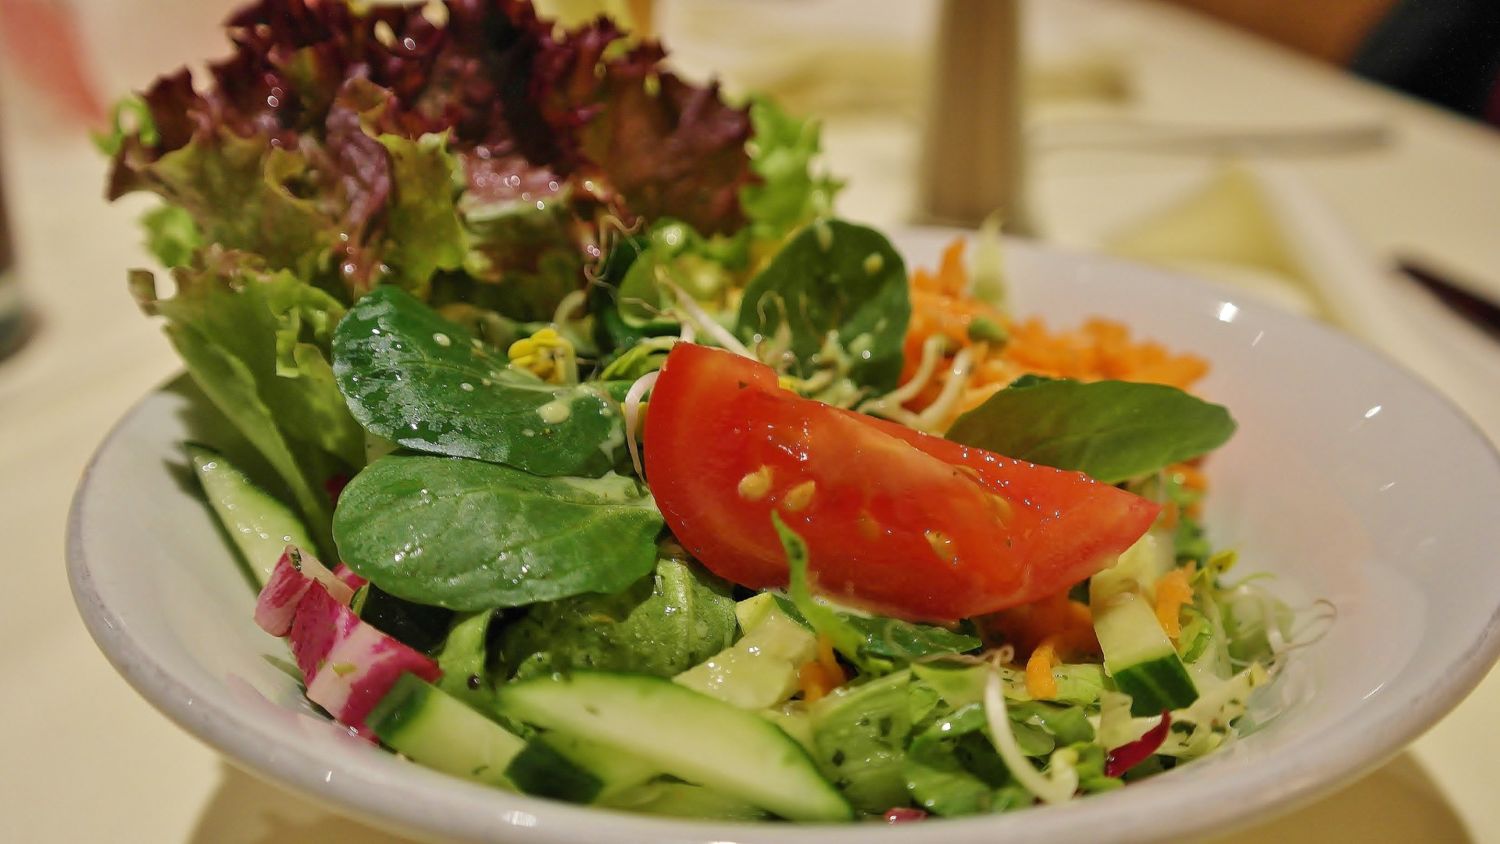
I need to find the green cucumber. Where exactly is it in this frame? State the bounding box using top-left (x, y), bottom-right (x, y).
top-left (367, 674), bottom-right (526, 789)
top-left (1090, 530), bottom-right (1173, 604)
top-left (675, 598), bottom-right (816, 709)
top-left (506, 732), bottom-right (658, 803)
top-left (186, 443), bottom-right (316, 585)
top-left (496, 672), bottom-right (852, 821)
top-left (502, 738), bottom-right (605, 803)
top-left (1093, 592), bottom-right (1198, 716)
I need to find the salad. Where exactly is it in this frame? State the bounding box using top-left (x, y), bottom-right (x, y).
top-left (105, 0), bottom-right (1303, 824)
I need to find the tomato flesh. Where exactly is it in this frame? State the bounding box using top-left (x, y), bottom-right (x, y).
top-left (643, 344), bottom-right (1161, 622)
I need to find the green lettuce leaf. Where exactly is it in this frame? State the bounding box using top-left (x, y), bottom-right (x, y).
top-left (140, 205), bottom-right (201, 269)
top-left (375, 132), bottom-right (467, 295)
top-left (903, 704), bottom-right (1017, 817)
top-left (740, 98), bottom-right (842, 242)
top-left (497, 556), bottom-right (736, 679)
top-left (131, 251), bottom-right (364, 552)
top-left (808, 671), bottom-right (919, 815)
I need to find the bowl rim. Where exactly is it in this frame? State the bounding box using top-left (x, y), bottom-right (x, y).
top-left (67, 237), bottom-right (1500, 844)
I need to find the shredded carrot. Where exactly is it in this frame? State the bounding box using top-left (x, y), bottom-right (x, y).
top-left (799, 635), bottom-right (846, 702)
top-left (798, 662), bottom-right (834, 703)
top-left (899, 237), bottom-right (1211, 431)
top-left (1160, 499), bottom-right (1181, 531)
top-left (1169, 462), bottom-right (1209, 492)
top-left (1154, 565), bottom-right (1196, 639)
top-left (985, 590), bottom-right (1098, 659)
top-left (1025, 637), bottom-right (1061, 700)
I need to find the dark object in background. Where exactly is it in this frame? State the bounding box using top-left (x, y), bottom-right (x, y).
top-left (0, 140), bottom-right (26, 360)
top-left (1351, 0), bottom-right (1500, 126)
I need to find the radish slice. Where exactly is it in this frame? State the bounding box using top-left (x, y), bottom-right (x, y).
top-left (286, 584), bottom-right (362, 682)
top-left (256, 546), bottom-right (441, 737)
top-left (1105, 712), bottom-right (1172, 778)
top-left (304, 619), bottom-right (441, 738)
top-left (331, 562), bottom-right (367, 591)
top-left (280, 580), bottom-right (441, 738)
top-left (254, 550), bottom-right (315, 636)
top-left (254, 547), bottom-right (355, 635)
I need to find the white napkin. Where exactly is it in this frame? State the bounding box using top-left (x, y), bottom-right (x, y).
top-left (1105, 161), bottom-right (1500, 442)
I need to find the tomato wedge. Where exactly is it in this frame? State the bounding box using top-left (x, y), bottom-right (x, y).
top-left (643, 344), bottom-right (1160, 622)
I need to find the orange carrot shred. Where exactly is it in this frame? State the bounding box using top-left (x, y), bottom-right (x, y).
top-left (1025, 637), bottom-right (1060, 700)
top-left (1154, 565), bottom-right (1196, 639)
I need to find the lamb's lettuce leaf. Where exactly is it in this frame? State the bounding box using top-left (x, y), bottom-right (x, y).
top-left (332, 454), bottom-right (662, 610)
top-left (333, 286), bottom-right (629, 478)
top-left (737, 220), bottom-right (909, 392)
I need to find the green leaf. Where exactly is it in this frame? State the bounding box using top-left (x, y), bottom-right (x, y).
top-left (1009, 701), bottom-right (1096, 746)
top-left (498, 556), bottom-right (736, 679)
top-left (736, 220), bottom-right (910, 392)
top-left (435, 610), bottom-right (497, 708)
top-left (903, 705), bottom-right (1014, 817)
top-left (141, 205), bottom-right (202, 268)
top-left (138, 131), bottom-right (335, 282)
top-left (376, 133), bottom-right (467, 294)
top-left (333, 287), bottom-right (629, 478)
top-left (763, 593), bottom-right (981, 672)
top-left (808, 671), bottom-right (918, 814)
top-left (841, 616), bottom-right (981, 665)
top-left (773, 513), bottom-right (876, 671)
top-left (946, 378), bottom-right (1237, 483)
top-left (615, 219), bottom-right (740, 326)
top-left (333, 454), bottom-right (663, 610)
top-left (740, 98), bottom-right (842, 242)
top-left (1068, 742), bottom-right (1125, 793)
top-left (133, 254), bottom-right (365, 554)
top-left (457, 195), bottom-right (585, 322)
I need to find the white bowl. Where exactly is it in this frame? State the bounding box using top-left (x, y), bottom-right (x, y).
top-left (68, 233), bottom-right (1500, 843)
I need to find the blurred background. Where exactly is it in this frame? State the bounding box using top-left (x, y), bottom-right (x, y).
top-left (1, 0), bottom-right (1498, 842)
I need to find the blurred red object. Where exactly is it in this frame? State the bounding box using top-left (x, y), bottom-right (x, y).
top-left (0, 0), bottom-right (106, 124)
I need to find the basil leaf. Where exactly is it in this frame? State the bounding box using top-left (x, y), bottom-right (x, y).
top-left (333, 454), bottom-right (663, 610)
top-left (333, 286), bottom-right (628, 478)
top-left (946, 378), bottom-right (1236, 483)
top-left (736, 219), bottom-right (910, 392)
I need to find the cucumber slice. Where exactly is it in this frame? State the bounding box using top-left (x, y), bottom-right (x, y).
top-left (368, 674), bottom-right (526, 789)
top-left (496, 672), bottom-right (852, 821)
top-left (507, 732), bottom-right (658, 803)
top-left (675, 599), bottom-right (816, 709)
top-left (503, 739), bottom-right (605, 803)
top-left (1090, 530), bottom-right (1173, 604)
top-left (1094, 592), bottom-right (1198, 716)
top-left (186, 443), bottom-right (315, 585)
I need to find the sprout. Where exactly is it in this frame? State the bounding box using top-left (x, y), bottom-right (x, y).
top-left (623, 371), bottom-right (660, 478)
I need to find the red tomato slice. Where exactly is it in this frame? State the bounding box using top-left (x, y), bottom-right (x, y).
top-left (643, 344), bottom-right (1160, 622)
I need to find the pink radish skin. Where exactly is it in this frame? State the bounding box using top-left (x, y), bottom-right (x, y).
top-left (332, 562), bottom-right (368, 591)
top-left (254, 550), bottom-right (316, 636)
top-left (255, 546), bottom-right (440, 738)
top-left (254, 547), bottom-right (355, 637)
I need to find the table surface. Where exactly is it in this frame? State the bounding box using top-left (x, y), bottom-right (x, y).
top-left (3, 1), bottom-right (1498, 841)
